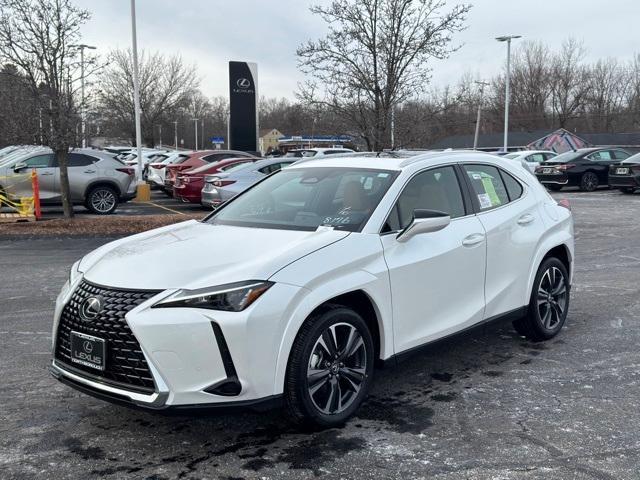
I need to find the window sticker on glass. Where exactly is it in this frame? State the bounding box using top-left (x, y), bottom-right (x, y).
top-left (478, 193), bottom-right (493, 210)
top-left (481, 176), bottom-right (501, 206)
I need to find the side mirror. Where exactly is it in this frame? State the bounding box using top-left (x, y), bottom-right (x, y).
top-left (396, 209), bottom-right (451, 243)
top-left (13, 162), bottom-right (27, 172)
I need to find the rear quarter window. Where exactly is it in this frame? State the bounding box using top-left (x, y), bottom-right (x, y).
top-left (463, 165), bottom-right (510, 211)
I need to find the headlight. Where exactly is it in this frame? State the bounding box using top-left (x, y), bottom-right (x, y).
top-left (153, 281), bottom-right (273, 312)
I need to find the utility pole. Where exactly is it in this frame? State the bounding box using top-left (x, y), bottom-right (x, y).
top-left (71, 44), bottom-right (96, 148)
top-left (158, 124), bottom-right (162, 148)
top-left (192, 118), bottom-right (199, 150)
top-left (173, 121), bottom-right (178, 151)
top-left (496, 35), bottom-right (522, 153)
top-left (130, 0), bottom-right (144, 185)
top-left (201, 118), bottom-right (204, 150)
top-left (473, 81), bottom-right (491, 150)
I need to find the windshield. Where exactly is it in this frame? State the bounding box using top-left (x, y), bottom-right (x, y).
top-left (207, 167), bottom-right (398, 232)
top-left (549, 150), bottom-right (587, 163)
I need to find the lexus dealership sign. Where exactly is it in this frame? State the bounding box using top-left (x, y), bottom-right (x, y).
top-left (229, 61), bottom-right (258, 152)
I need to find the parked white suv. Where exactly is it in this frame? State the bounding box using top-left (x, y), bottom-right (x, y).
top-left (51, 152), bottom-right (574, 426)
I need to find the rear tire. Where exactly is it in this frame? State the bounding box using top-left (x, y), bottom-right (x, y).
top-left (579, 172), bottom-right (599, 192)
top-left (513, 257), bottom-right (570, 342)
top-left (285, 305), bottom-right (374, 427)
top-left (85, 185), bottom-right (118, 215)
top-left (547, 185), bottom-right (563, 192)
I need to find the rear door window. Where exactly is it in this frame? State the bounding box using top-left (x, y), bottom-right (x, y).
top-left (463, 165), bottom-right (510, 211)
top-left (67, 153), bottom-right (95, 167)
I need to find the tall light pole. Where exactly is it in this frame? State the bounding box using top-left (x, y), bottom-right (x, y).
top-left (192, 118), bottom-right (199, 150)
top-left (157, 124), bottom-right (162, 148)
top-left (71, 44), bottom-right (96, 148)
top-left (130, 0), bottom-right (144, 184)
top-left (173, 120), bottom-right (178, 151)
top-left (473, 80), bottom-right (490, 150)
top-left (496, 35), bottom-right (521, 153)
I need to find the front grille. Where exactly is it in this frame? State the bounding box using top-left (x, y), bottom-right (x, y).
top-left (54, 280), bottom-right (161, 394)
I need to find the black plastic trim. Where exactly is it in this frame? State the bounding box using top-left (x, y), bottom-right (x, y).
top-left (378, 306), bottom-right (528, 368)
top-left (205, 321), bottom-right (242, 396)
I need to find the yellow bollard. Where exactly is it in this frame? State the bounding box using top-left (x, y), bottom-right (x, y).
top-left (134, 183), bottom-right (151, 202)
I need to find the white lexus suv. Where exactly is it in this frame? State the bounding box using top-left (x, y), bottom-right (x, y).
top-left (51, 152), bottom-right (574, 426)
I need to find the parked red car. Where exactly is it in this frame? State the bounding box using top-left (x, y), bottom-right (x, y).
top-left (174, 158), bottom-right (257, 204)
top-left (164, 150), bottom-right (257, 194)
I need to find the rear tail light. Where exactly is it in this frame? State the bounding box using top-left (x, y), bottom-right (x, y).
top-left (116, 167), bottom-right (135, 176)
top-left (213, 179), bottom-right (236, 187)
top-left (557, 198), bottom-right (571, 211)
top-left (555, 164), bottom-right (576, 171)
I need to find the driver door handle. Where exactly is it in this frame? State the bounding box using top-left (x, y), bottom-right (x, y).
top-left (40, 171), bottom-right (54, 176)
top-left (517, 214), bottom-right (535, 226)
top-left (83, 169), bottom-right (96, 173)
top-left (462, 233), bottom-right (485, 247)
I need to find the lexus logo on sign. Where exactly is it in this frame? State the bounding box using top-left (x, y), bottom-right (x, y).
top-left (79, 296), bottom-right (103, 321)
top-left (236, 78), bottom-right (251, 89)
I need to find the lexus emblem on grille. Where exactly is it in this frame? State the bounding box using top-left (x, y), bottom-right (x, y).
top-left (79, 296), bottom-right (103, 321)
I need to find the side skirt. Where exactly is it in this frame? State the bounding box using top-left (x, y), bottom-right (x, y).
top-left (377, 306), bottom-right (528, 368)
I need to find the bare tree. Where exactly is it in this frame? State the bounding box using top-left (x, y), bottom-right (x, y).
top-left (0, 0), bottom-right (91, 218)
top-left (98, 49), bottom-right (199, 147)
top-left (583, 58), bottom-right (630, 132)
top-left (297, 0), bottom-right (470, 151)
top-left (550, 38), bottom-right (589, 129)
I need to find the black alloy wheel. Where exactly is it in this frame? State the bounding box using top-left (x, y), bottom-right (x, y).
top-left (580, 172), bottom-right (599, 192)
top-left (285, 305), bottom-right (374, 427)
top-left (513, 257), bottom-right (570, 342)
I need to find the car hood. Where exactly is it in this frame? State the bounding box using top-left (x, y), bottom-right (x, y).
top-left (79, 220), bottom-right (350, 290)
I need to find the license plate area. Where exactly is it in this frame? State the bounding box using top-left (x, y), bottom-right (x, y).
top-left (616, 168), bottom-right (629, 175)
top-left (70, 331), bottom-right (106, 371)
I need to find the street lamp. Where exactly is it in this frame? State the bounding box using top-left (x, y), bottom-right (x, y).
top-left (71, 44), bottom-right (96, 149)
top-left (130, 0), bottom-right (144, 185)
top-left (496, 35), bottom-right (522, 153)
top-left (473, 80), bottom-right (490, 150)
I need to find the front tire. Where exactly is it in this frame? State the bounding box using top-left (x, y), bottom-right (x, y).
top-left (580, 172), bottom-right (599, 192)
top-left (513, 257), bottom-right (570, 342)
top-left (85, 185), bottom-right (118, 215)
top-left (547, 184), bottom-right (563, 192)
top-left (285, 305), bottom-right (374, 427)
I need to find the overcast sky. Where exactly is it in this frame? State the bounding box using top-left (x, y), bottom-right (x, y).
top-left (75, 0), bottom-right (640, 99)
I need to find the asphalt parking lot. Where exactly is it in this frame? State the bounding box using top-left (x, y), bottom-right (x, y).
top-left (1, 189), bottom-right (639, 480)
top-left (37, 189), bottom-right (209, 218)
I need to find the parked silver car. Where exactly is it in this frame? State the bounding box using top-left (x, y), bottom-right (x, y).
top-left (201, 157), bottom-right (296, 208)
top-left (0, 148), bottom-right (136, 214)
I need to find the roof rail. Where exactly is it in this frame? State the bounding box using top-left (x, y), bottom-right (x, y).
top-left (398, 150), bottom-right (491, 167)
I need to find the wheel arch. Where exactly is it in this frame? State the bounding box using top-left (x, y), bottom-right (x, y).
top-left (526, 239), bottom-right (574, 306)
top-left (84, 180), bottom-right (123, 200)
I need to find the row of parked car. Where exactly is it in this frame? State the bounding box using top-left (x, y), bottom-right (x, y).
top-left (151, 147), bottom-right (356, 207)
top-left (1, 143), bottom-right (636, 216)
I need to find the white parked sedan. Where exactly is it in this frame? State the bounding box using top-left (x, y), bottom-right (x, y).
top-left (51, 151), bottom-right (574, 426)
top-left (503, 150), bottom-right (557, 173)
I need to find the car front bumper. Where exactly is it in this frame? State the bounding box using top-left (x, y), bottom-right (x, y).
top-left (51, 276), bottom-right (302, 410)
